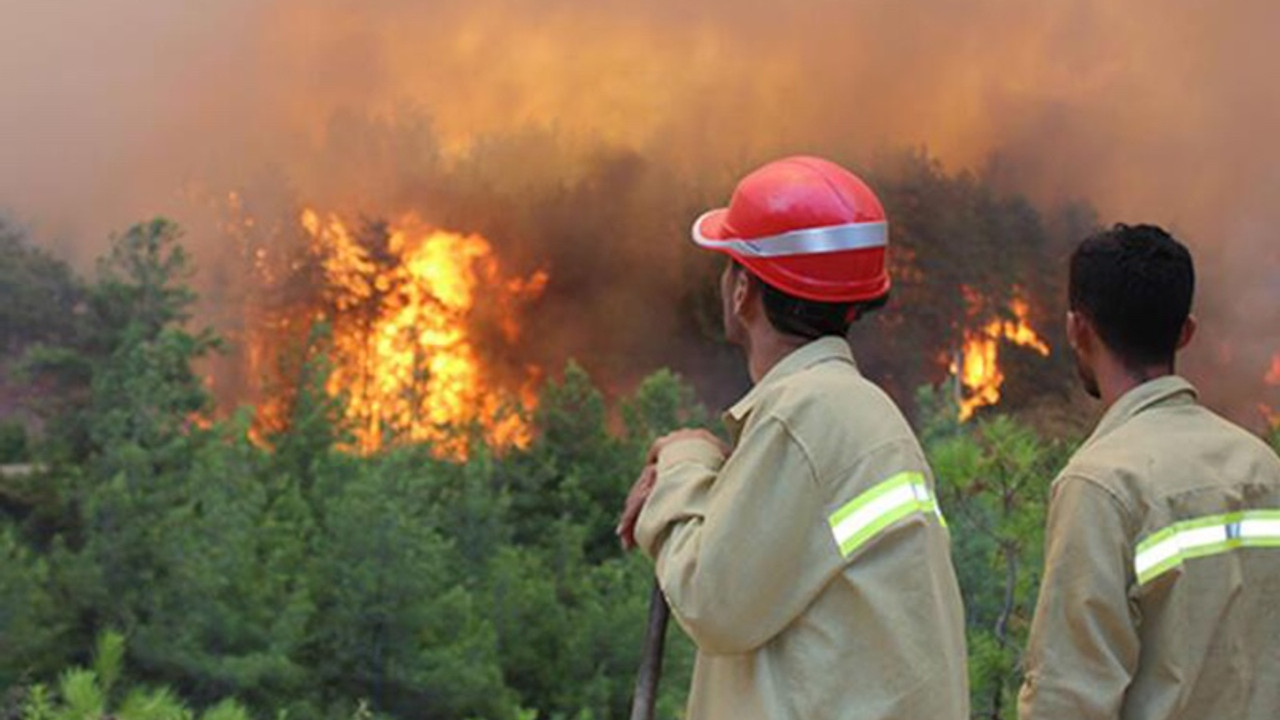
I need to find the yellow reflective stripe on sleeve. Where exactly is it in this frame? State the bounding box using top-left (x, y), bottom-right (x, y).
top-left (827, 471), bottom-right (947, 559)
top-left (1134, 509), bottom-right (1280, 586)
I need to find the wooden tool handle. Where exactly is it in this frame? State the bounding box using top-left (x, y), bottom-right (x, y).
top-left (628, 581), bottom-right (671, 720)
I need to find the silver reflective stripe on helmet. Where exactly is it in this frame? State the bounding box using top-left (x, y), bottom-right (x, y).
top-left (692, 212), bottom-right (888, 258)
top-left (1134, 509), bottom-right (1280, 586)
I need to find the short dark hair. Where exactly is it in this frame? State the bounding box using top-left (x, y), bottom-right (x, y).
top-left (1069, 223), bottom-right (1194, 369)
top-left (734, 262), bottom-right (887, 339)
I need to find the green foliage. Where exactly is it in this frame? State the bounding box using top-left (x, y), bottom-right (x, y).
top-left (119, 422), bottom-right (311, 710)
top-left (93, 631), bottom-right (125, 697)
top-left (621, 369), bottom-right (710, 447)
top-left (500, 361), bottom-right (710, 563)
top-left (482, 361), bottom-right (705, 717)
top-left (17, 631), bottom-right (254, 720)
top-left (0, 221), bottom-right (84, 469)
top-left (21, 218), bottom-right (219, 464)
top-left (302, 450), bottom-right (512, 719)
top-left (0, 525), bottom-right (66, 686)
top-left (920, 384), bottom-right (1076, 720)
top-left (0, 220), bottom-right (83, 356)
top-left (0, 421), bottom-right (30, 463)
top-left (92, 218), bottom-right (201, 337)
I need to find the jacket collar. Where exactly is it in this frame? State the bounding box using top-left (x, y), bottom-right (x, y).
top-left (1082, 375), bottom-right (1198, 450)
top-left (724, 336), bottom-right (859, 440)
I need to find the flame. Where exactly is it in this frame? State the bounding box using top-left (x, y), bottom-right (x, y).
top-left (293, 208), bottom-right (547, 458)
top-left (1266, 354), bottom-right (1280, 386)
top-left (951, 298), bottom-right (1050, 421)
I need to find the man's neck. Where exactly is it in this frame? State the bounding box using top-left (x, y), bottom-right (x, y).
top-left (1096, 354), bottom-right (1176, 409)
top-left (747, 332), bottom-right (811, 384)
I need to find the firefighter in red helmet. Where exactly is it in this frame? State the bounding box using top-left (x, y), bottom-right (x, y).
top-left (618, 156), bottom-right (969, 719)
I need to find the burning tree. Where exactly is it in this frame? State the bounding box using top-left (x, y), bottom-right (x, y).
top-left (297, 209), bottom-right (546, 457)
top-left (846, 153), bottom-right (1080, 423)
top-left (237, 207), bottom-right (547, 460)
top-left (951, 294), bottom-right (1052, 421)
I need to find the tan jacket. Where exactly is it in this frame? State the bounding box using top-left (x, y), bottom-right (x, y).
top-left (1019, 376), bottom-right (1280, 720)
top-left (635, 337), bottom-right (969, 720)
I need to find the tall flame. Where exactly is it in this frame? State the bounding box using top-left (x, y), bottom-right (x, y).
top-left (951, 298), bottom-right (1050, 421)
top-left (298, 208), bottom-right (547, 458)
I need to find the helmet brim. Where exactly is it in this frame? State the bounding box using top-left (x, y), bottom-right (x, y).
top-left (691, 208), bottom-right (733, 248)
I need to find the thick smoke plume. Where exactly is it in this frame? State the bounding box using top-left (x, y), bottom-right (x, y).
top-left (2, 0), bottom-right (1278, 425)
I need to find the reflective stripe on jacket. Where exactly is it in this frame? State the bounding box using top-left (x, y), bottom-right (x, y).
top-left (1019, 376), bottom-right (1280, 720)
top-left (635, 337), bottom-right (969, 720)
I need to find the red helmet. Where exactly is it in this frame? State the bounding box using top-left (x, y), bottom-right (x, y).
top-left (691, 156), bottom-right (890, 303)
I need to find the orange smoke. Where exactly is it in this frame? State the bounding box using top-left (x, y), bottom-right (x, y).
top-left (951, 297), bottom-right (1051, 421)
top-left (293, 208), bottom-right (546, 458)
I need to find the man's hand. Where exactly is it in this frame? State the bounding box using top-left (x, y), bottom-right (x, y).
top-left (617, 463), bottom-right (657, 551)
top-left (647, 428), bottom-right (730, 464)
top-left (618, 429), bottom-right (730, 551)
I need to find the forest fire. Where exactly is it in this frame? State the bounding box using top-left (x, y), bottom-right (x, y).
top-left (290, 209), bottom-right (547, 458)
top-left (951, 298), bottom-right (1051, 421)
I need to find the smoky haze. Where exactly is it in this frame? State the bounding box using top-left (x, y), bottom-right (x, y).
top-left (2, 0), bottom-right (1278, 425)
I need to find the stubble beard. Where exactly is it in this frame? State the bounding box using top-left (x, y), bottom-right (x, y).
top-left (1075, 353), bottom-right (1101, 399)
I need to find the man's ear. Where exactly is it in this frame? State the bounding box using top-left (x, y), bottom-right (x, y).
top-left (732, 267), bottom-right (753, 317)
top-left (1067, 310), bottom-right (1091, 354)
top-left (1176, 314), bottom-right (1197, 351)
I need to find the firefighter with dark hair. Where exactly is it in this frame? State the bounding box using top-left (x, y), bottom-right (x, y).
top-left (617, 156), bottom-right (969, 719)
top-left (1019, 223), bottom-right (1280, 719)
